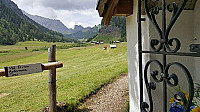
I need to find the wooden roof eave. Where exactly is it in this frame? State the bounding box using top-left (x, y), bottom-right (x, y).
top-left (96, 0), bottom-right (109, 17)
top-left (103, 0), bottom-right (120, 26)
top-left (96, 0), bottom-right (197, 26)
top-left (96, 0), bottom-right (120, 26)
top-left (97, 0), bottom-right (132, 26)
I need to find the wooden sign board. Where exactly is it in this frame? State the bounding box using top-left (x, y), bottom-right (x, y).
top-left (4, 63), bottom-right (43, 77)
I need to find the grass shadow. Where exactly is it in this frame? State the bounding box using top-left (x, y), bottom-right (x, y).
top-left (43, 102), bottom-right (93, 112)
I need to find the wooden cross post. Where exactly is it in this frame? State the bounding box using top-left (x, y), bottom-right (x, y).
top-left (48, 45), bottom-right (57, 112)
top-left (0, 45), bottom-right (63, 112)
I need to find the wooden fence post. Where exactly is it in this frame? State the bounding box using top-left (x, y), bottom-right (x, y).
top-left (48, 45), bottom-right (57, 112)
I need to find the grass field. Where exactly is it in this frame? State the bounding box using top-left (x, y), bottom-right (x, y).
top-left (0, 41), bottom-right (127, 111)
top-left (92, 35), bottom-right (120, 43)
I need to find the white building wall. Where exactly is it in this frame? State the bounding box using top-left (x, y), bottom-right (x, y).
top-left (126, 1), bottom-right (199, 112)
top-left (126, 2), bottom-right (140, 111)
top-left (194, 1), bottom-right (200, 83)
top-left (126, 1), bottom-right (149, 111)
top-left (126, 14), bottom-right (140, 112)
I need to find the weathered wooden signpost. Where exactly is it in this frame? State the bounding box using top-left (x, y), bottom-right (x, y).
top-left (0, 45), bottom-right (62, 112)
top-left (48, 45), bottom-right (57, 112)
top-left (4, 63), bottom-right (43, 77)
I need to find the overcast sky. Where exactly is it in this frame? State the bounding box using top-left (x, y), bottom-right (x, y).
top-left (11, 0), bottom-right (102, 28)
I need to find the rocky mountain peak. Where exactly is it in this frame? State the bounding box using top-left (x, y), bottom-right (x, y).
top-left (23, 11), bottom-right (71, 34)
top-left (74, 25), bottom-right (84, 30)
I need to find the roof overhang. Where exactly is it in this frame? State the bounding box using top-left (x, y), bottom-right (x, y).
top-left (96, 0), bottom-right (197, 26)
top-left (96, 0), bottom-right (133, 26)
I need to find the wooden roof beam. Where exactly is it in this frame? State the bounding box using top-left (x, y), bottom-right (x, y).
top-left (114, 0), bottom-right (133, 16)
top-left (97, 0), bottom-right (133, 26)
top-left (103, 0), bottom-right (120, 26)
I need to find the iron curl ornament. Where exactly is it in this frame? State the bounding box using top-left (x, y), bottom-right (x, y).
top-left (138, 0), bottom-right (195, 112)
top-left (141, 60), bottom-right (194, 112)
top-left (144, 0), bottom-right (188, 53)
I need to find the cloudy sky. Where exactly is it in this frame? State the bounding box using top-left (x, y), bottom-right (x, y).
top-left (11, 0), bottom-right (102, 28)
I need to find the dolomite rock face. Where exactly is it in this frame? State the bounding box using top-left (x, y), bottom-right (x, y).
top-left (99, 26), bottom-right (121, 38)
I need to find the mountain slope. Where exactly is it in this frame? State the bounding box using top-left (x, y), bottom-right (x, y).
top-left (91, 17), bottom-right (126, 43)
top-left (0, 0), bottom-right (73, 45)
top-left (1, 0), bottom-right (23, 16)
top-left (101, 17), bottom-right (126, 38)
top-left (23, 11), bottom-right (73, 34)
top-left (1, 0), bottom-right (68, 37)
top-left (64, 25), bottom-right (99, 40)
top-left (22, 11), bottom-right (99, 40)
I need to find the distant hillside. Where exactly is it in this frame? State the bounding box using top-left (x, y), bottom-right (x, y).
top-left (91, 25), bottom-right (121, 43)
top-left (64, 25), bottom-right (99, 40)
top-left (108, 17), bottom-right (126, 39)
top-left (91, 17), bottom-right (126, 43)
top-left (23, 11), bottom-right (74, 34)
top-left (0, 0), bottom-right (73, 45)
top-left (99, 25), bottom-right (121, 38)
top-left (1, 0), bottom-right (65, 35)
top-left (1, 0), bottom-right (24, 17)
top-left (23, 11), bottom-right (99, 40)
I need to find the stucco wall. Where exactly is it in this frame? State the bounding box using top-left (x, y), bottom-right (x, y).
top-left (126, 15), bottom-right (140, 112)
top-left (194, 1), bottom-right (200, 83)
top-left (126, 0), bottom-right (150, 111)
top-left (126, 1), bottom-right (199, 112)
top-left (126, 1), bottom-right (140, 111)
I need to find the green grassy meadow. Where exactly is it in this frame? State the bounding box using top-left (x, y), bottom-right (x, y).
top-left (92, 35), bottom-right (120, 43)
top-left (0, 41), bottom-right (127, 111)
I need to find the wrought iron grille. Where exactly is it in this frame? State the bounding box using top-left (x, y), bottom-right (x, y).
top-left (137, 0), bottom-right (198, 112)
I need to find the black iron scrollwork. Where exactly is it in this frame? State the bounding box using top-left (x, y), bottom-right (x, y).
top-left (138, 0), bottom-right (196, 111)
top-left (165, 0), bottom-right (188, 39)
top-left (144, 0), bottom-right (188, 53)
top-left (165, 62), bottom-right (194, 111)
top-left (142, 60), bottom-right (163, 112)
top-left (142, 60), bottom-right (194, 112)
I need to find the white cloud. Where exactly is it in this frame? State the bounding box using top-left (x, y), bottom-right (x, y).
top-left (40, 0), bottom-right (96, 10)
top-left (11, 0), bottom-right (101, 28)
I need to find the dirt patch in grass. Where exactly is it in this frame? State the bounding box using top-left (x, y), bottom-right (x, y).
top-left (0, 93), bottom-right (10, 99)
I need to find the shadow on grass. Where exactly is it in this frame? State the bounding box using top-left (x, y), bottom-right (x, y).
top-left (43, 102), bottom-right (93, 112)
top-left (43, 73), bottom-right (128, 112)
